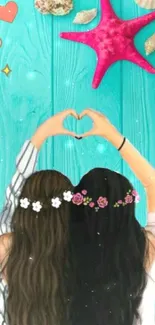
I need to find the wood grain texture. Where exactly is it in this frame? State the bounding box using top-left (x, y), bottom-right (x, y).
top-left (0, 0), bottom-right (53, 209)
top-left (122, 3), bottom-right (155, 226)
top-left (0, 0), bottom-right (155, 229)
top-left (52, 0), bottom-right (122, 186)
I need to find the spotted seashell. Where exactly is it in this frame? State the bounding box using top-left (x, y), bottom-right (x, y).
top-left (134, 0), bottom-right (155, 9)
top-left (145, 33), bottom-right (155, 55)
top-left (35, 0), bottom-right (50, 14)
top-left (35, 0), bottom-right (73, 15)
top-left (73, 9), bottom-right (97, 25)
top-left (49, 0), bottom-right (73, 15)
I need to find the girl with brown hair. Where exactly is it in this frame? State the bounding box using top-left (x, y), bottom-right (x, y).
top-left (0, 109), bottom-right (77, 325)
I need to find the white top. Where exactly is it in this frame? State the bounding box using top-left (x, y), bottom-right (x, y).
top-left (137, 259), bottom-right (155, 325)
top-left (0, 141), bottom-right (155, 324)
top-left (0, 278), bottom-right (7, 325)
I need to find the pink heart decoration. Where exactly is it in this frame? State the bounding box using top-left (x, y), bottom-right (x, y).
top-left (0, 2), bottom-right (18, 23)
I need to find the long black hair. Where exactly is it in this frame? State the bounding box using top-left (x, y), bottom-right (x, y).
top-left (70, 168), bottom-right (148, 325)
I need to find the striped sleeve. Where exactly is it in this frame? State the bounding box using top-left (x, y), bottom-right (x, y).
top-left (0, 279), bottom-right (8, 324)
top-left (0, 140), bottom-right (38, 235)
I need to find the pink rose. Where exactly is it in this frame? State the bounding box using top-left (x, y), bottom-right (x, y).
top-left (89, 202), bottom-right (95, 208)
top-left (81, 190), bottom-right (87, 195)
top-left (125, 194), bottom-right (133, 204)
top-left (132, 190), bottom-right (138, 197)
top-left (72, 193), bottom-right (84, 206)
top-left (97, 197), bottom-right (108, 208)
top-left (118, 200), bottom-right (123, 204)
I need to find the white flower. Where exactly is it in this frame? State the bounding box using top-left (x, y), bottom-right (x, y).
top-left (32, 201), bottom-right (42, 212)
top-left (51, 197), bottom-right (62, 209)
top-left (20, 198), bottom-right (30, 209)
top-left (135, 195), bottom-right (140, 203)
top-left (63, 191), bottom-right (73, 202)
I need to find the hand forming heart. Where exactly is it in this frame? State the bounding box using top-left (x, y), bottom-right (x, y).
top-left (32, 108), bottom-right (123, 151)
top-left (31, 109), bottom-right (123, 150)
top-left (62, 108), bottom-right (120, 142)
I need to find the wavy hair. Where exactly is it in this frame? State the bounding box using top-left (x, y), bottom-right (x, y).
top-left (5, 170), bottom-right (74, 325)
top-left (71, 168), bottom-right (148, 325)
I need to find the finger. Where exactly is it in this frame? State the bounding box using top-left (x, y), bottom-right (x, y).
top-left (79, 108), bottom-right (98, 120)
top-left (60, 128), bottom-right (77, 137)
top-left (61, 109), bottom-right (79, 120)
top-left (78, 130), bottom-right (95, 138)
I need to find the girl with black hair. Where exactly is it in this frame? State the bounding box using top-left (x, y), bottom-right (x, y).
top-left (71, 109), bottom-right (155, 325)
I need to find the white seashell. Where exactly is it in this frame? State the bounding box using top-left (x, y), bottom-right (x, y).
top-left (145, 33), bottom-right (155, 55)
top-left (134, 0), bottom-right (155, 9)
top-left (73, 9), bottom-right (97, 25)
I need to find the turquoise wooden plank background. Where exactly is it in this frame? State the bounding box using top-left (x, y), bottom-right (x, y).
top-left (0, 0), bottom-right (155, 226)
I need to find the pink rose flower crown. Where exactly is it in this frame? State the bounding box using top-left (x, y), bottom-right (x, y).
top-left (72, 189), bottom-right (140, 212)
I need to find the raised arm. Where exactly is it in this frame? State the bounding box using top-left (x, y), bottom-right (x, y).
top-left (79, 109), bottom-right (155, 215)
top-left (114, 138), bottom-right (155, 213)
top-left (0, 109), bottom-right (77, 236)
top-left (0, 141), bottom-right (38, 235)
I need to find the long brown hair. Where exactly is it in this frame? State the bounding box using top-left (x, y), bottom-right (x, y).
top-left (5, 170), bottom-right (73, 325)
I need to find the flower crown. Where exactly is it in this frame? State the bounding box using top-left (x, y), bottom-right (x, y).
top-left (20, 191), bottom-right (73, 212)
top-left (20, 189), bottom-right (140, 213)
top-left (72, 189), bottom-right (140, 212)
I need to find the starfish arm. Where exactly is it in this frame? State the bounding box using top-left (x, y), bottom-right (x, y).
top-left (60, 32), bottom-right (87, 44)
top-left (92, 57), bottom-right (114, 88)
top-left (128, 12), bottom-right (155, 36)
top-left (125, 46), bottom-right (155, 74)
top-left (100, 0), bottom-right (116, 17)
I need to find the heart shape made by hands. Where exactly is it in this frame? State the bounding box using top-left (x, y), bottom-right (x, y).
top-left (64, 113), bottom-right (93, 138)
top-left (0, 1), bottom-right (18, 23)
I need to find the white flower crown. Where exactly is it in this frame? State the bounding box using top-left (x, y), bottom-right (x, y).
top-left (20, 191), bottom-right (73, 212)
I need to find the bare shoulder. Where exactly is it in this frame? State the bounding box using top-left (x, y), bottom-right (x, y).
top-left (0, 233), bottom-right (12, 264)
top-left (146, 230), bottom-right (155, 247)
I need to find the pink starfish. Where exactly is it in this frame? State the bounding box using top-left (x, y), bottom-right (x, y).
top-left (60, 0), bottom-right (155, 88)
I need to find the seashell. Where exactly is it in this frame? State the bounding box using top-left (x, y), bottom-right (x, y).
top-left (35, 0), bottom-right (50, 14)
top-left (49, 0), bottom-right (73, 15)
top-left (73, 9), bottom-right (97, 25)
top-left (134, 0), bottom-right (155, 9)
top-left (145, 33), bottom-right (155, 55)
top-left (35, 0), bottom-right (73, 15)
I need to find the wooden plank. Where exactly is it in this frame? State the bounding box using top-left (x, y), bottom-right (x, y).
top-left (121, 3), bottom-right (155, 226)
top-left (0, 1), bottom-right (53, 208)
top-left (52, 0), bottom-right (122, 186)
